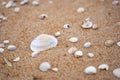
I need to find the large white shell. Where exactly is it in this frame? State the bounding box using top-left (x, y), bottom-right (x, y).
top-left (84, 66), bottom-right (97, 74)
top-left (30, 34), bottom-right (58, 52)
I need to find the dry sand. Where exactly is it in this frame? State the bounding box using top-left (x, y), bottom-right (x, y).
top-left (0, 0), bottom-right (120, 80)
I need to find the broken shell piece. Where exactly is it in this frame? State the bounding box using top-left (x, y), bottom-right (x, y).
top-left (112, 0), bottom-right (119, 6)
top-left (52, 67), bottom-right (58, 72)
top-left (81, 21), bottom-right (93, 29)
top-left (20, 0), bottom-right (29, 5)
top-left (55, 31), bottom-right (61, 37)
top-left (13, 57), bottom-right (20, 62)
top-left (31, 51), bottom-right (39, 58)
top-left (87, 53), bottom-right (94, 58)
top-left (30, 34), bottom-right (58, 52)
top-left (74, 51), bottom-right (83, 58)
top-left (117, 41), bottom-right (120, 47)
top-left (68, 47), bottom-right (77, 54)
top-left (1, 1), bottom-right (7, 6)
top-left (113, 68), bottom-right (120, 78)
top-left (63, 24), bottom-right (70, 29)
top-left (69, 37), bottom-right (78, 43)
top-left (5, 0), bottom-right (13, 8)
top-left (0, 43), bottom-right (5, 48)
top-left (4, 58), bottom-right (12, 67)
top-left (84, 42), bottom-right (91, 48)
top-left (98, 64), bottom-right (109, 70)
top-left (0, 48), bottom-right (4, 53)
top-left (77, 7), bottom-right (85, 13)
top-left (105, 39), bottom-right (114, 47)
top-left (38, 14), bottom-right (48, 20)
top-left (39, 62), bottom-right (51, 72)
top-left (7, 45), bottom-right (17, 51)
top-left (92, 24), bottom-right (98, 30)
top-left (14, 7), bottom-right (20, 13)
top-left (32, 0), bottom-right (39, 6)
top-left (84, 66), bottom-right (97, 75)
top-left (3, 40), bottom-right (9, 44)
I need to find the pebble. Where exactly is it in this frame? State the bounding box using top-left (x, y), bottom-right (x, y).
top-left (113, 68), bottom-right (120, 78)
top-left (3, 40), bottom-right (10, 44)
top-left (52, 67), bottom-right (58, 72)
top-left (32, 0), bottom-right (39, 6)
top-left (13, 57), bottom-right (20, 62)
top-left (31, 51), bottom-right (39, 58)
top-left (92, 24), bottom-right (98, 30)
top-left (69, 37), bottom-right (78, 43)
top-left (77, 7), bottom-right (85, 13)
top-left (98, 64), bottom-right (109, 70)
top-left (5, 0), bottom-right (13, 8)
top-left (39, 62), bottom-right (51, 72)
top-left (112, 0), bottom-right (119, 6)
top-left (105, 39), bottom-right (114, 47)
top-left (84, 42), bottom-right (91, 48)
top-left (87, 53), bottom-right (94, 58)
top-left (55, 31), bottom-right (61, 37)
top-left (63, 24), bottom-right (70, 29)
top-left (74, 51), bottom-right (83, 58)
top-left (0, 48), bottom-right (4, 53)
top-left (84, 66), bottom-right (97, 75)
top-left (0, 43), bottom-right (5, 48)
top-left (14, 7), bottom-right (20, 13)
top-left (68, 47), bottom-right (77, 54)
top-left (117, 41), bottom-right (120, 47)
top-left (38, 14), bottom-right (48, 20)
top-left (20, 0), bottom-right (29, 5)
top-left (7, 45), bottom-right (17, 51)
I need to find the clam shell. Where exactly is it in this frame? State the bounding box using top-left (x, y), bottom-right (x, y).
top-left (30, 34), bottom-right (58, 52)
top-left (98, 64), bottom-right (109, 70)
top-left (84, 66), bottom-right (97, 75)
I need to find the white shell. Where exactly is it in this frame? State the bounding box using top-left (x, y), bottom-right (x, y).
top-left (63, 24), bottom-right (70, 29)
top-left (117, 41), bottom-right (120, 47)
top-left (112, 0), bottom-right (119, 6)
top-left (20, 0), bottom-right (29, 5)
top-left (77, 7), bottom-right (85, 13)
top-left (14, 7), bottom-right (20, 13)
top-left (81, 21), bottom-right (93, 29)
top-left (39, 62), bottom-right (51, 71)
top-left (13, 57), bottom-right (20, 62)
top-left (68, 47), bottom-right (77, 54)
top-left (0, 48), bottom-right (4, 53)
top-left (87, 53), bottom-right (94, 58)
top-left (92, 24), bottom-right (98, 30)
top-left (32, 0), bottom-right (39, 6)
top-left (84, 66), bottom-right (97, 74)
top-left (31, 51), bottom-right (39, 58)
top-left (0, 43), bottom-right (5, 48)
top-left (98, 64), bottom-right (109, 70)
top-left (52, 67), bottom-right (58, 72)
top-left (69, 37), bottom-right (78, 43)
top-left (7, 45), bottom-right (17, 51)
top-left (113, 68), bottom-right (120, 78)
top-left (38, 14), bottom-right (48, 20)
top-left (30, 34), bottom-right (58, 52)
top-left (5, 0), bottom-right (13, 8)
top-left (55, 31), bottom-right (61, 37)
top-left (84, 42), bottom-right (91, 48)
top-left (1, 2), bottom-right (7, 6)
top-left (3, 40), bottom-right (9, 44)
top-left (74, 51), bottom-right (83, 57)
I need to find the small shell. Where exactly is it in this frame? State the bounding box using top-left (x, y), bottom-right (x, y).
top-left (7, 45), bottom-right (17, 51)
top-left (4, 58), bottom-right (12, 67)
top-left (38, 14), bottom-right (48, 20)
top-left (3, 40), bottom-right (9, 44)
top-left (32, 0), bottom-right (39, 6)
top-left (0, 43), bottom-right (5, 48)
top-left (63, 24), bottom-right (70, 29)
top-left (14, 7), bottom-right (20, 13)
top-left (52, 67), bottom-right (58, 72)
top-left (68, 47), bottom-right (77, 54)
top-left (12, 3), bottom-right (17, 7)
top-left (69, 37), bottom-right (78, 43)
top-left (105, 39), bottom-right (114, 47)
top-left (31, 51), bottom-right (39, 58)
top-left (0, 48), bottom-right (4, 53)
top-left (117, 41), bottom-right (120, 47)
top-left (30, 34), bottom-right (58, 52)
top-left (20, 0), bottom-right (29, 5)
top-left (13, 57), bottom-right (20, 62)
top-left (92, 24), bottom-right (98, 30)
top-left (98, 64), bottom-right (109, 70)
top-left (1, 1), bottom-right (7, 6)
top-left (74, 51), bottom-right (83, 58)
top-left (84, 66), bottom-right (97, 74)
top-left (39, 62), bottom-right (51, 72)
top-left (84, 42), bottom-right (91, 48)
top-left (113, 68), bottom-right (120, 78)
top-left (55, 31), bottom-right (61, 37)
top-left (112, 0), bottom-right (119, 6)
top-left (77, 7), bottom-right (85, 13)
top-left (5, 0), bottom-right (13, 8)
top-left (87, 53), bottom-right (94, 58)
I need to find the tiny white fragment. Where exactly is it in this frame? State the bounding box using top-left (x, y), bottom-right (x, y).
top-left (3, 40), bottom-right (9, 44)
top-left (20, 0), bottom-right (29, 5)
top-left (48, 0), bottom-right (53, 4)
top-left (13, 57), bottom-right (20, 62)
top-left (112, 0), bottom-right (119, 6)
top-left (52, 67), bottom-right (58, 72)
top-left (0, 43), bottom-right (5, 48)
top-left (38, 14), bottom-right (48, 20)
top-left (31, 51), bottom-right (39, 58)
top-left (84, 42), bottom-right (91, 48)
top-left (113, 68), bottom-right (120, 78)
top-left (1, 1), bottom-right (7, 6)
top-left (69, 37), bottom-right (78, 43)
top-left (32, 0), bottom-right (39, 6)
top-left (87, 53), bottom-right (94, 58)
top-left (5, 0), bottom-right (13, 8)
top-left (55, 31), bottom-right (61, 37)
top-left (0, 48), bottom-right (4, 53)
top-left (68, 47), bottom-right (77, 54)
top-left (98, 64), bottom-right (109, 70)
top-left (117, 41), bottom-right (120, 47)
top-left (84, 66), bottom-right (97, 74)
top-left (7, 45), bottom-right (17, 51)
top-left (39, 62), bottom-right (51, 72)
top-left (74, 51), bottom-right (83, 57)
top-left (14, 7), bottom-right (20, 13)
top-left (4, 58), bottom-right (12, 67)
top-left (63, 24), bottom-right (70, 29)
top-left (77, 7), bottom-right (85, 13)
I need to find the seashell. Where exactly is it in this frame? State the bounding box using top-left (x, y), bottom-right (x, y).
top-left (63, 24), bottom-right (70, 29)
top-left (117, 41), bottom-right (120, 47)
top-left (31, 51), bottom-right (39, 58)
top-left (32, 0), bottom-right (39, 6)
top-left (77, 7), bottom-right (85, 13)
top-left (52, 67), bottom-right (58, 72)
top-left (38, 14), bottom-right (48, 20)
top-left (13, 57), bottom-right (20, 62)
top-left (20, 0), bottom-right (29, 5)
top-left (39, 62), bottom-right (51, 72)
top-left (68, 47), bottom-right (77, 54)
top-left (55, 31), bottom-right (61, 37)
top-left (92, 24), bottom-right (98, 30)
top-left (7, 45), bottom-right (17, 51)
top-left (0, 43), bottom-right (5, 48)
top-left (0, 48), bottom-right (4, 53)
top-left (74, 51), bottom-right (83, 58)
top-left (84, 42), bottom-right (91, 48)
top-left (30, 34), bottom-right (58, 52)
top-left (84, 66), bottom-right (97, 74)
top-left (81, 21), bottom-right (93, 29)
top-left (105, 39), bottom-right (114, 47)
top-left (113, 68), bottom-right (120, 78)
top-left (87, 53), bottom-right (94, 58)
top-left (14, 7), bottom-right (20, 13)
top-left (112, 0), bottom-right (119, 6)
top-left (3, 40), bottom-right (10, 44)
top-left (69, 37), bottom-right (78, 43)
top-left (1, 1), bottom-right (7, 6)
top-left (98, 64), bottom-right (109, 70)
top-left (5, 0), bottom-right (13, 8)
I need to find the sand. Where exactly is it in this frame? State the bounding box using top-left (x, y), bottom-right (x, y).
top-left (0, 0), bottom-right (120, 80)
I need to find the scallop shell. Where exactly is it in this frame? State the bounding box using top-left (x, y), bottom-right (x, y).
top-left (30, 34), bottom-right (58, 52)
